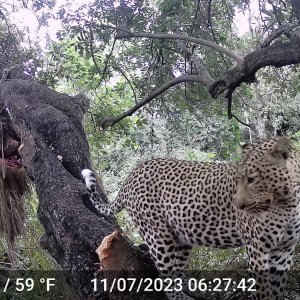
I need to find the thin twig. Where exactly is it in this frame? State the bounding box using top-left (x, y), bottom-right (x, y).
top-left (98, 37), bottom-right (117, 86)
top-left (258, 0), bottom-right (268, 32)
top-left (232, 113), bottom-right (252, 127)
top-left (113, 66), bottom-right (138, 104)
top-left (176, 39), bottom-right (214, 84)
top-left (207, 0), bottom-right (229, 67)
top-left (88, 22), bottom-right (117, 88)
top-left (189, 0), bottom-right (201, 37)
top-left (226, 89), bottom-right (251, 127)
top-left (88, 25), bottom-right (102, 77)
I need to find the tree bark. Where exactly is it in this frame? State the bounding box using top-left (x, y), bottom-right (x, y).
top-left (0, 78), bottom-right (162, 299)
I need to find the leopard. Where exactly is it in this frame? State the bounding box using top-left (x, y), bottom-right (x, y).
top-left (82, 136), bottom-right (300, 300)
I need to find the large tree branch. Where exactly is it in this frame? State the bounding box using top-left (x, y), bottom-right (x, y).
top-left (100, 74), bottom-right (206, 128)
top-left (113, 66), bottom-right (138, 104)
top-left (99, 33), bottom-right (300, 128)
top-left (209, 37), bottom-right (300, 98)
top-left (102, 25), bottom-right (245, 65)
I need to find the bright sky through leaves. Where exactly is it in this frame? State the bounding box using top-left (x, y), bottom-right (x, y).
top-left (9, 0), bottom-right (256, 51)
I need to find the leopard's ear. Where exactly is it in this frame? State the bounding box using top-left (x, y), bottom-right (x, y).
top-left (268, 137), bottom-right (290, 167)
top-left (271, 137), bottom-right (290, 159)
top-left (239, 142), bottom-right (249, 149)
top-left (238, 142), bottom-right (249, 156)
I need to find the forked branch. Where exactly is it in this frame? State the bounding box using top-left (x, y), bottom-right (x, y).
top-left (261, 23), bottom-right (299, 47)
top-left (176, 39), bottom-right (214, 84)
top-left (98, 27), bottom-right (300, 129)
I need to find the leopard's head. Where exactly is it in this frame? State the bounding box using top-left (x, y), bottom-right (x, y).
top-left (235, 136), bottom-right (293, 212)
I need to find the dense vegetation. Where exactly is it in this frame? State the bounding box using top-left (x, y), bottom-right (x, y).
top-left (0, 0), bottom-right (300, 298)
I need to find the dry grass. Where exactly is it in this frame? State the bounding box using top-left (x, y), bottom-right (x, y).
top-left (0, 167), bottom-right (30, 263)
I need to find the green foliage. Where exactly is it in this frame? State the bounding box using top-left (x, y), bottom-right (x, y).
top-left (0, 192), bottom-right (78, 299)
top-left (189, 247), bottom-right (246, 270)
top-left (3, 0), bottom-right (300, 274)
top-left (0, 22), bottom-right (36, 74)
top-left (0, 192), bottom-right (53, 270)
top-left (43, 0), bottom-right (299, 143)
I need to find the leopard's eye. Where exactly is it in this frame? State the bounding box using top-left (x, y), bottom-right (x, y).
top-left (246, 171), bottom-right (259, 184)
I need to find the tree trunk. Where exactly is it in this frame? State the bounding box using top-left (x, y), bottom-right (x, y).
top-left (0, 78), bottom-right (163, 299)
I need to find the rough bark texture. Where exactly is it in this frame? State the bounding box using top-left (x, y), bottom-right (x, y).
top-left (209, 37), bottom-right (300, 98)
top-left (0, 77), bottom-right (162, 299)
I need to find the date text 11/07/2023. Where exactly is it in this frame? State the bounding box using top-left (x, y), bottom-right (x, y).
top-left (91, 277), bottom-right (256, 293)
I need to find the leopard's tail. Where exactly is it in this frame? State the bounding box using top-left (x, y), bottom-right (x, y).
top-left (81, 169), bottom-right (124, 216)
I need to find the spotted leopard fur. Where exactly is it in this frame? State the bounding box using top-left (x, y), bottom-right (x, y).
top-left (82, 137), bottom-right (300, 300)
